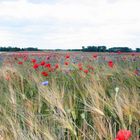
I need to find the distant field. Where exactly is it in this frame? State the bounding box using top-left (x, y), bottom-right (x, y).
top-left (0, 51), bottom-right (140, 140)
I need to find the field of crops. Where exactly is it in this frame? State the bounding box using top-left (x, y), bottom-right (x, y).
top-left (0, 51), bottom-right (140, 140)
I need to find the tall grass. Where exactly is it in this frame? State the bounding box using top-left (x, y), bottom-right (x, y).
top-left (0, 53), bottom-right (140, 140)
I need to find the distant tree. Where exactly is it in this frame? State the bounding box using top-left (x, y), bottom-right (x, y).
top-left (82, 45), bottom-right (106, 52)
top-left (55, 49), bottom-right (62, 51)
top-left (136, 48), bottom-right (140, 52)
top-left (0, 46), bottom-right (40, 52)
top-left (108, 47), bottom-right (132, 52)
top-left (24, 47), bottom-right (39, 51)
top-left (97, 46), bottom-right (106, 52)
top-left (82, 46), bottom-right (85, 49)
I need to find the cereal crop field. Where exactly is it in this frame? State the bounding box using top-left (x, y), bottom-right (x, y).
top-left (0, 51), bottom-right (140, 140)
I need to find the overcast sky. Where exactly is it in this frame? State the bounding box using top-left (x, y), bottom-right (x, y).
top-left (0, 0), bottom-right (140, 49)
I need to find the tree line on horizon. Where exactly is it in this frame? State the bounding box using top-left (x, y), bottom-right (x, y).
top-left (0, 47), bottom-right (40, 52)
top-left (0, 46), bottom-right (140, 52)
top-left (69, 46), bottom-right (140, 52)
top-left (81, 46), bottom-right (140, 52)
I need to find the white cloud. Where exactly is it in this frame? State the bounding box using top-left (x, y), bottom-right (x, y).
top-left (0, 0), bottom-right (140, 49)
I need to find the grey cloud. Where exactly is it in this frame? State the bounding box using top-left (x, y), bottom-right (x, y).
top-left (0, 0), bottom-right (18, 2)
top-left (0, 0), bottom-right (140, 49)
top-left (27, 0), bottom-right (59, 4)
top-left (106, 0), bottom-right (119, 4)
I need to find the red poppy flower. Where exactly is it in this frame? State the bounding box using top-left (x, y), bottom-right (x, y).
top-left (117, 51), bottom-right (122, 55)
top-left (6, 75), bottom-right (10, 81)
top-left (40, 61), bottom-right (45, 66)
top-left (64, 62), bottom-right (69, 65)
top-left (49, 68), bottom-right (55, 72)
top-left (108, 61), bottom-right (114, 68)
top-left (134, 70), bottom-right (139, 75)
top-left (18, 61), bottom-right (23, 65)
top-left (131, 53), bottom-right (135, 56)
top-left (65, 54), bottom-right (70, 59)
top-left (115, 129), bottom-right (132, 140)
top-left (103, 56), bottom-right (106, 60)
top-left (84, 69), bottom-right (88, 74)
top-left (123, 56), bottom-right (126, 61)
top-left (55, 64), bottom-right (59, 69)
top-left (93, 54), bottom-right (98, 59)
top-left (31, 59), bottom-right (36, 63)
top-left (45, 63), bottom-right (51, 68)
top-left (78, 63), bottom-right (82, 67)
top-left (46, 56), bottom-right (50, 60)
top-left (87, 65), bottom-right (94, 71)
top-left (33, 64), bottom-right (39, 69)
top-left (41, 71), bottom-right (48, 77)
top-left (79, 67), bottom-right (83, 70)
top-left (23, 57), bottom-right (28, 61)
